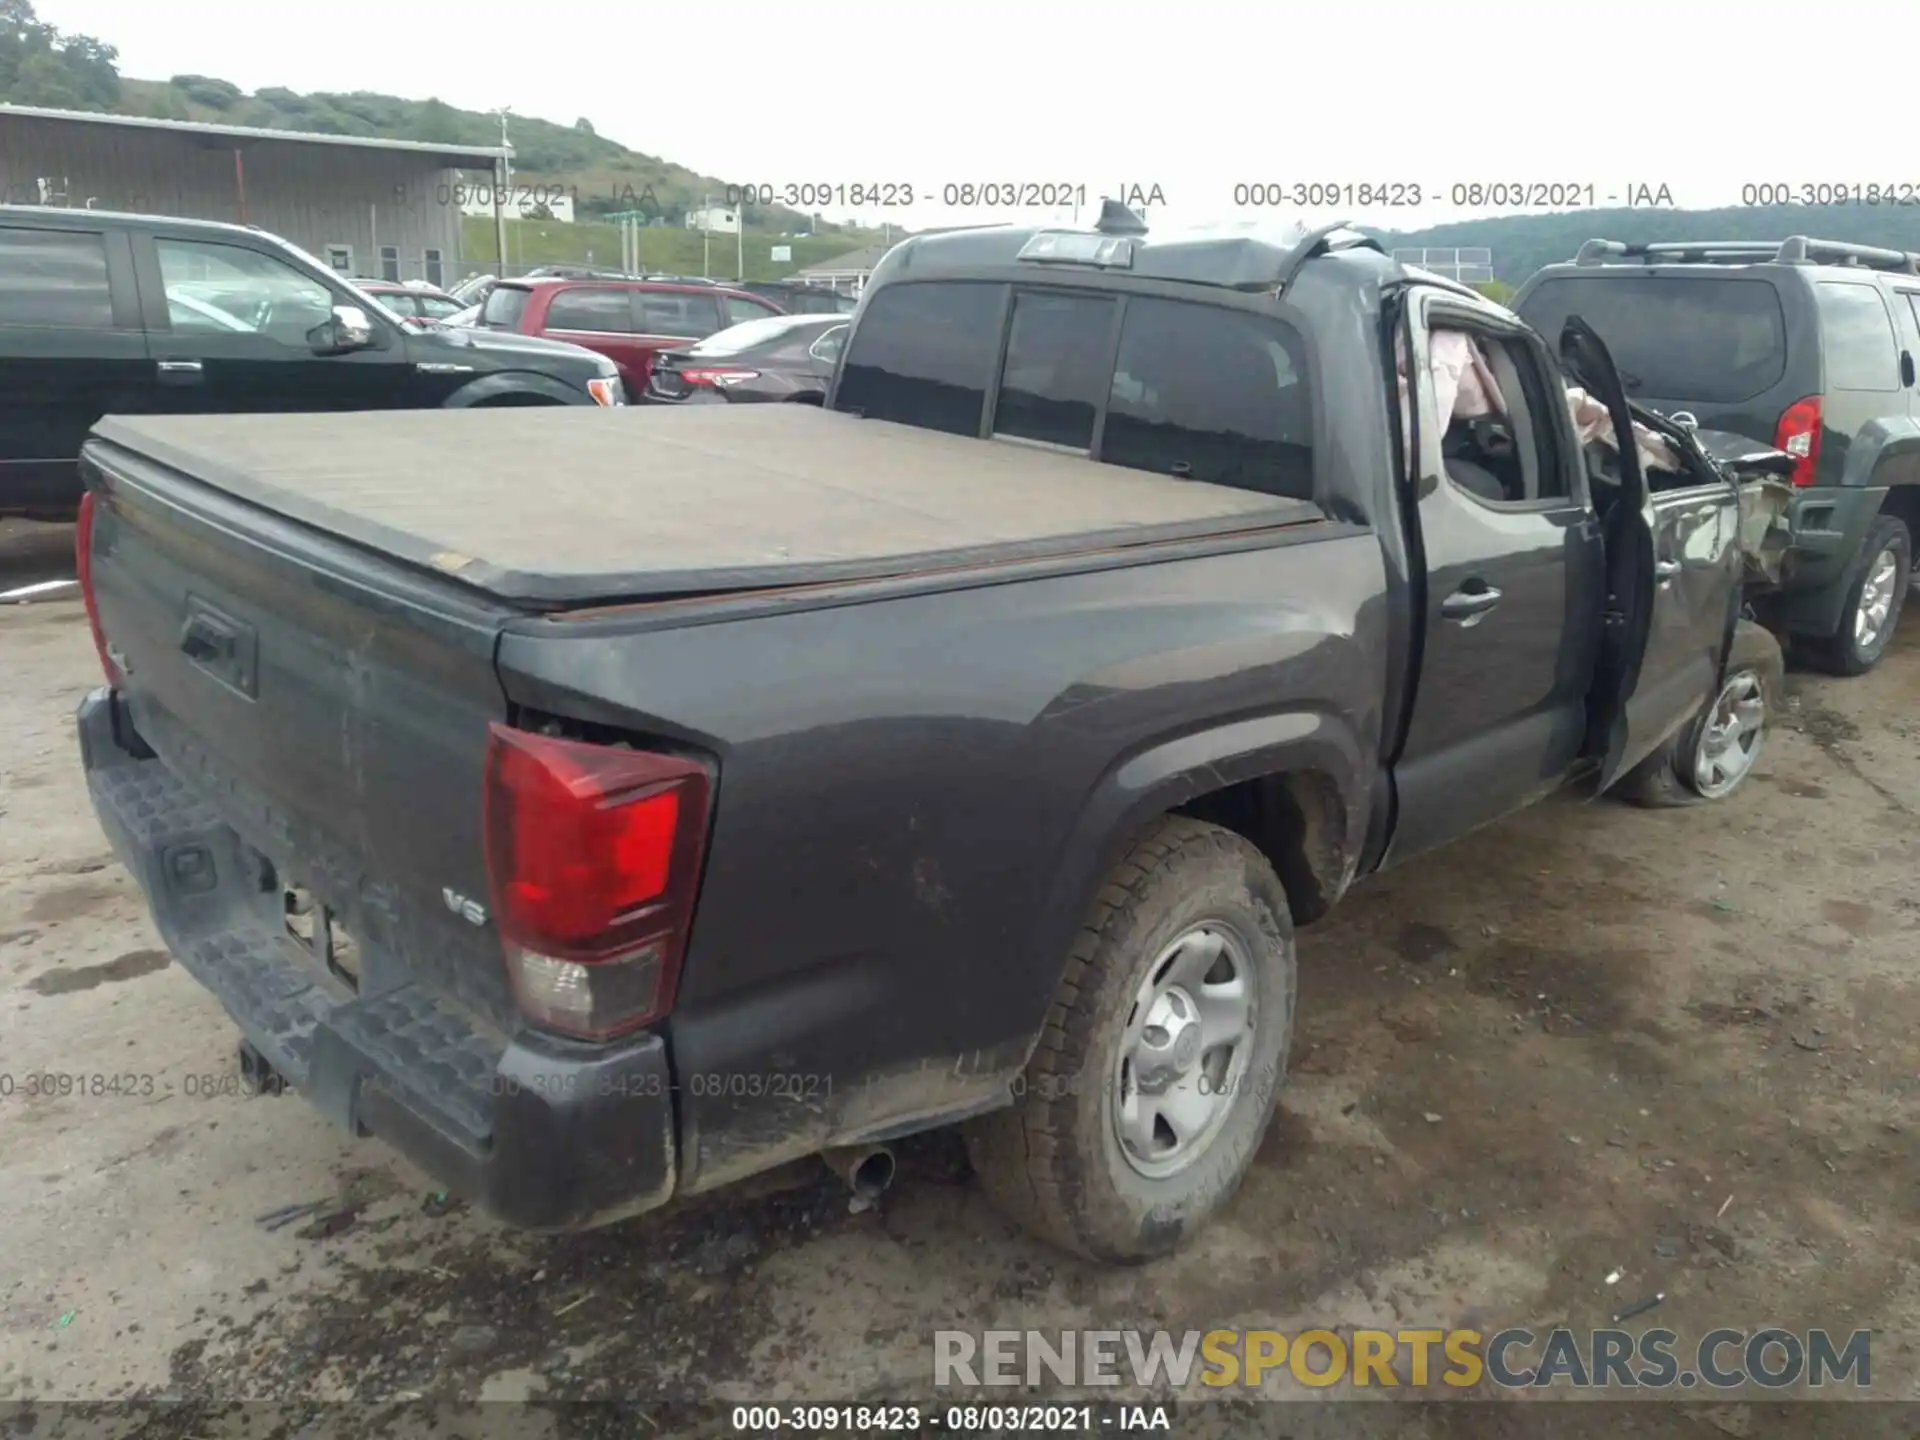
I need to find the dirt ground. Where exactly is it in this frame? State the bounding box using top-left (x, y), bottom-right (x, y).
top-left (3, 515), bottom-right (1919, 1437)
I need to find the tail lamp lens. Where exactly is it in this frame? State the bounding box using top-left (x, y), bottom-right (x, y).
top-left (1774, 396), bottom-right (1822, 488)
top-left (483, 724), bottom-right (711, 1041)
top-left (681, 367), bottom-right (760, 388)
top-left (74, 491), bottom-right (121, 685)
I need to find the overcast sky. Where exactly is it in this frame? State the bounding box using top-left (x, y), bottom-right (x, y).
top-left (35, 0), bottom-right (1914, 233)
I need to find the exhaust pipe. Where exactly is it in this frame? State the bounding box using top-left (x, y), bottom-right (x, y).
top-left (820, 1143), bottom-right (896, 1204)
top-left (238, 1039), bottom-right (288, 1096)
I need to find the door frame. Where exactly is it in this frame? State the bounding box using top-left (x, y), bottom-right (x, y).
top-left (1560, 317), bottom-right (1743, 790)
top-left (1378, 287), bottom-right (1604, 867)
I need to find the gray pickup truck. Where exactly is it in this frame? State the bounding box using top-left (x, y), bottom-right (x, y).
top-left (73, 216), bottom-right (1793, 1263)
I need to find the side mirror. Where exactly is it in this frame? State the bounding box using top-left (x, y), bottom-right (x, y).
top-left (308, 304), bottom-right (373, 355)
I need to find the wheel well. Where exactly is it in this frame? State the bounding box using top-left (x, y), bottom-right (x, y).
top-left (1172, 771), bottom-right (1348, 926)
top-left (1879, 485), bottom-right (1920, 538)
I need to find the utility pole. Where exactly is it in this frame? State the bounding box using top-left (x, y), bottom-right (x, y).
top-left (702, 193), bottom-right (711, 278)
top-left (496, 108), bottom-right (513, 271)
top-left (736, 202), bottom-right (744, 280)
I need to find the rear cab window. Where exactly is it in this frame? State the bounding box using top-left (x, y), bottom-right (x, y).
top-left (480, 284), bottom-right (531, 330)
top-left (835, 280), bottom-right (1317, 501)
top-left (1103, 297), bottom-right (1313, 499)
top-left (1814, 281), bottom-right (1900, 391)
top-left (1517, 275), bottom-right (1787, 404)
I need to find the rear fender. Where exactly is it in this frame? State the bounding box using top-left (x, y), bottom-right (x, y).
top-left (1011, 711), bottom-right (1369, 1067)
top-left (1845, 418), bottom-right (1920, 490)
top-left (442, 373), bottom-right (590, 408)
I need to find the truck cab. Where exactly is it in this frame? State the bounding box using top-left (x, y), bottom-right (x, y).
top-left (826, 211), bottom-right (1773, 858)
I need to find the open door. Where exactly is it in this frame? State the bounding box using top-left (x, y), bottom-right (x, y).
top-left (1564, 317), bottom-right (1743, 793)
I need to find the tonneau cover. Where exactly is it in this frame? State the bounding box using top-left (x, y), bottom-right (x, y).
top-left (83, 405), bottom-right (1309, 608)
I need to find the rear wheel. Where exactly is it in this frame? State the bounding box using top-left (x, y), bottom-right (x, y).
top-left (1806, 513), bottom-right (1910, 676)
top-left (963, 816), bottom-right (1296, 1263)
top-left (1619, 619), bottom-right (1782, 808)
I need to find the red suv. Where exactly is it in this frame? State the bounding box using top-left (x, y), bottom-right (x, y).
top-left (477, 277), bottom-right (786, 393)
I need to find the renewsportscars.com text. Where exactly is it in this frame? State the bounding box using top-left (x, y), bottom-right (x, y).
top-left (934, 1327), bottom-right (1873, 1391)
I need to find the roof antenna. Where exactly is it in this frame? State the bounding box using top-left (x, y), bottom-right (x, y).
top-left (1094, 198), bottom-right (1147, 237)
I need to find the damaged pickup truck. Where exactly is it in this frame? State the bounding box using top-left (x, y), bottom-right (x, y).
top-left (73, 213), bottom-right (1794, 1263)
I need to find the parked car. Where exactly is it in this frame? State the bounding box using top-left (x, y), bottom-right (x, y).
top-left (644, 313), bottom-right (847, 404)
top-left (1515, 236), bottom-right (1920, 675)
top-left (477, 275), bottom-right (786, 394)
top-left (442, 302), bottom-right (481, 328)
top-left (73, 213), bottom-right (1793, 1263)
top-left (737, 280), bottom-right (857, 315)
top-left (0, 207), bottom-right (628, 520)
top-left (351, 279), bottom-right (469, 327)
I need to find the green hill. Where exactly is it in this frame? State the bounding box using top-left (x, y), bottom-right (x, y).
top-left (1370, 205), bottom-right (1920, 286)
top-left (462, 214), bottom-right (877, 283)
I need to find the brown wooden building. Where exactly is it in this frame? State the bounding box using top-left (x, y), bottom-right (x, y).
top-left (0, 103), bottom-right (507, 286)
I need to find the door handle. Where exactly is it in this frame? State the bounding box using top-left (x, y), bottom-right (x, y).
top-left (156, 360), bottom-right (204, 386)
top-left (1440, 584), bottom-right (1504, 619)
top-left (180, 613), bottom-right (234, 663)
top-left (1655, 559), bottom-right (1682, 579)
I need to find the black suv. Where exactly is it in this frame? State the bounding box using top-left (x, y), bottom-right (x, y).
top-left (0, 208), bottom-right (627, 520)
top-left (1515, 237), bottom-right (1920, 674)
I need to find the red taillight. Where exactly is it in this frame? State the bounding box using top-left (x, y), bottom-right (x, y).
top-left (680, 367), bottom-right (760, 388)
top-left (74, 491), bottom-right (121, 685)
top-left (1774, 395), bottom-right (1823, 488)
top-left (482, 723), bottom-right (711, 1041)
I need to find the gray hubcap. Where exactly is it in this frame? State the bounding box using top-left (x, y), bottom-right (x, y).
top-left (1111, 924), bottom-right (1256, 1179)
top-left (1693, 668), bottom-right (1766, 798)
top-left (1855, 547), bottom-right (1901, 651)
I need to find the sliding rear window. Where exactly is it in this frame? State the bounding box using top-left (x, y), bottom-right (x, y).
top-left (1517, 275), bottom-right (1787, 404)
top-left (834, 280), bottom-right (1316, 502)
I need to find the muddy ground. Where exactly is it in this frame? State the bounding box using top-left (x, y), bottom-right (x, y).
top-left (3, 516), bottom-right (1919, 1437)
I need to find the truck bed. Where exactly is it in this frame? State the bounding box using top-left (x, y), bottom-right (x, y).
top-left (84, 404), bottom-right (1310, 608)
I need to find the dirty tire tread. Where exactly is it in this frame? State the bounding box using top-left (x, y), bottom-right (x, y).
top-left (1619, 620), bottom-right (1784, 808)
top-left (1806, 514), bottom-right (1911, 678)
top-left (965, 815), bottom-right (1296, 1263)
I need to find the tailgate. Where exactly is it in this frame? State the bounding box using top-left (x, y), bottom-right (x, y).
top-left (82, 438), bottom-right (520, 1032)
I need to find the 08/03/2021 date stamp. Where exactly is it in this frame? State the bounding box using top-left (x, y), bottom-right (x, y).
top-left (720, 182), bottom-right (1120, 210)
top-left (1229, 181), bottom-right (1678, 209)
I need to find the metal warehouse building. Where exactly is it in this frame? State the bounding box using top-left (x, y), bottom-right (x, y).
top-left (0, 103), bottom-right (508, 286)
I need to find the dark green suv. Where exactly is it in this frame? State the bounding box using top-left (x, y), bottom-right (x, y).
top-left (0, 207), bottom-right (626, 521)
top-left (1515, 237), bottom-right (1920, 674)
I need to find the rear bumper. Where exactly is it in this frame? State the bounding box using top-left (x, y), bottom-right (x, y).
top-left (1779, 484), bottom-right (1886, 636)
top-left (77, 687), bottom-right (676, 1230)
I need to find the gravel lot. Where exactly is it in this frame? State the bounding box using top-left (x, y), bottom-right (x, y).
top-left (4, 515), bottom-right (1919, 1435)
